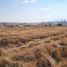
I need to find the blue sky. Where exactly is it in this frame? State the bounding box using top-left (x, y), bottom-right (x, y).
top-left (0, 0), bottom-right (67, 22)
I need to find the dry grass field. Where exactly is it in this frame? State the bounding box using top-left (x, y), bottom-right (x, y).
top-left (0, 26), bottom-right (67, 67)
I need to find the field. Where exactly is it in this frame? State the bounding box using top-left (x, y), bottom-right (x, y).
top-left (0, 26), bottom-right (67, 67)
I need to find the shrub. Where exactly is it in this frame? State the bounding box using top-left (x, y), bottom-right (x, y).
top-left (0, 59), bottom-right (23, 67)
top-left (34, 49), bottom-right (43, 60)
top-left (58, 61), bottom-right (67, 67)
top-left (36, 57), bottom-right (51, 67)
top-left (51, 48), bottom-right (62, 62)
top-left (0, 38), bottom-right (8, 47)
top-left (57, 23), bottom-right (63, 26)
top-left (34, 48), bottom-right (51, 67)
top-left (12, 54), bottom-right (35, 62)
top-left (19, 37), bottom-right (30, 43)
top-left (0, 49), bottom-right (23, 67)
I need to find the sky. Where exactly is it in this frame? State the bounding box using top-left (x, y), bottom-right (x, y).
top-left (0, 0), bottom-right (67, 22)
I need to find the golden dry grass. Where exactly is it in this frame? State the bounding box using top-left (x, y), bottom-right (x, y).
top-left (0, 26), bottom-right (67, 67)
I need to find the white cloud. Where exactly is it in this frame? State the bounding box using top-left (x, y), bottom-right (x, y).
top-left (42, 7), bottom-right (51, 11)
top-left (20, 0), bottom-right (36, 4)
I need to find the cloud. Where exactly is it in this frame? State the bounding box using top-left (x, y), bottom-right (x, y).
top-left (20, 0), bottom-right (36, 4)
top-left (42, 7), bottom-right (51, 11)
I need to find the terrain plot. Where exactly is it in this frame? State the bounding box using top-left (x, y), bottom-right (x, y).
top-left (0, 26), bottom-right (67, 67)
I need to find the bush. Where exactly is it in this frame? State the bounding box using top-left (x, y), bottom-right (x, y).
top-left (57, 23), bottom-right (63, 26)
top-left (0, 38), bottom-right (8, 47)
top-left (51, 48), bottom-right (62, 62)
top-left (34, 48), bottom-right (51, 67)
top-left (0, 49), bottom-right (23, 67)
top-left (19, 37), bottom-right (30, 43)
top-left (36, 57), bottom-right (51, 67)
top-left (58, 61), bottom-right (67, 67)
top-left (12, 54), bottom-right (35, 62)
top-left (0, 60), bottom-right (23, 67)
top-left (34, 49), bottom-right (43, 60)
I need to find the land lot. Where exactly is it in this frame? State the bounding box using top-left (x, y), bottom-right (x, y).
top-left (0, 26), bottom-right (67, 67)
